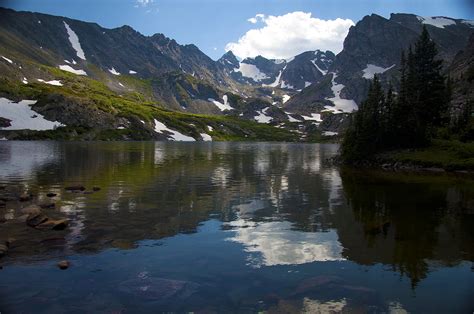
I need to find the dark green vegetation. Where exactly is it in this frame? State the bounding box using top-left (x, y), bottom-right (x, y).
top-left (381, 140), bottom-right (474, 171)
top-left (341, 27), bottom-right (474, 169)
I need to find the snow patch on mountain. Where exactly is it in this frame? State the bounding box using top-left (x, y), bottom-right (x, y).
top-left (362, 64), bottom-right (395, 79)
top-left (234, 63), bottom-right (268, 82)
top-left (323, 131), bottom-right (338, 136)
top-left (108, 68), bottom-right (121, 75)
top-left (281, 80), bottom-right (295, 89)
top-left (462, 20), bottom-right (474, 27)
top-left (254, 107), bottom-right (273, 123)
top-left (311, 60), bottom-right (327, 75)
top-left (129, 70), bottom-right (137, 74)
top-left (325, 73), bottom-right (357, 113)
top-left (0, 98), bottom-right (64, 130)
top-left (153, 119), bottom-right (195, 141)
top-left (22, 77), bottom-right (28, 84)
top-left (285, 112), bottom-right (301, 122)
top-left (200, 133), bottom-right (212, 141)
top-left (209, 95), bottom-right (234, 111)
top-left (263, 69), bottom-right (283, 88)
top-left (37, 79), bottom-right (63, 86)
top-left (59, 65), bottom-right (87, 75)
top-left (63, 21), bottom-right (86, 60)
top-left (416, 16), bottom-right (456, 29)
top-left (282, 95), bottom-right (291, 104)
top-left (301, 113), bottom-right (322, 122)
top-left (1, 56), bottom-right (13, 64)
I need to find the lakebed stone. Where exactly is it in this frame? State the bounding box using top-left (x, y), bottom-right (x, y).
top-left (19, 193), bottom-right (33, 202)
top-left (57, 260), bottom-right (70, 269)
top-left (118, 277), bottom-right (200, 300)
top-left (26, 213), bottom-right (49, 227)
top-left (35, 219), bottom-right (69, 231)
top-left (65, 186), bottom-right (86, 191)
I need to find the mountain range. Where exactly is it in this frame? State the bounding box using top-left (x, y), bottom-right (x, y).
top-left (0, 7), bottom-right (472, 141)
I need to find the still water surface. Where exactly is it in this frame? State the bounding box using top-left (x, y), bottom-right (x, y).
top-left (0, 141), bottom-right (473, 313)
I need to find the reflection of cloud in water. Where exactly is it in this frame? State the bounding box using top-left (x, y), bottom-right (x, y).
top-left (211, 166), bottom-right (230, 187)
top-left (154, 145), bottom-right (165, 165)
top-left (233, 199), bottom-right (265, 218)
top-left (226, 220), bottom-right (345, 267)
top-left (0, 142), bottom-right (58, 179)
top-left (322, 169), bottom-right (343, 209)
top-left (388, 301), bottom-right (408, 314)
top-left (303, 297), bottom-right (347, 313)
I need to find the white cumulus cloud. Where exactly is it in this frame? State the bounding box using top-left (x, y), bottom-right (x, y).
top-left (248, 13), bottom-right (265, 24)
top-left (135, 0), bottom-right (153, 7)
top-left (226, 12), bottom-right (354, 60)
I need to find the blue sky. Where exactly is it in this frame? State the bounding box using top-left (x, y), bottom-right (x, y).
top-left (1, 0), bottom-right (473, 59)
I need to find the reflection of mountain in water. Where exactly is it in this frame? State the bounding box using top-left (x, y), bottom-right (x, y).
top-left (0, 142), bottom-right (473, 289)
top-left (339, 169), bottom-right (474, 287)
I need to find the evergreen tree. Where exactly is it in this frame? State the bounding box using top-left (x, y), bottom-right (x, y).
top-left (341, 76), bottom-right (385, 162)
top-left (341, 26), bottom-right (449, 163)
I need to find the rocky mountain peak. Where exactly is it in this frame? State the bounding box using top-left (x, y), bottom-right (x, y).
top-left (218, 50), bottom-right (239, 67)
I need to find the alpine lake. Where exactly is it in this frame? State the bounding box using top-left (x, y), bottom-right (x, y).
top-left (0, 141), bottom-right (473, 313)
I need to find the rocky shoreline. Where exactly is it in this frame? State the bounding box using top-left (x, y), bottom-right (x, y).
top-left (0, 184), bottom-right (103, 267)
top-left (331, 155), bottom-right (474, 176)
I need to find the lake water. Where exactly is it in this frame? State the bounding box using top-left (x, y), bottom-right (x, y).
top-left (0, 141), bottom-right (473, 313)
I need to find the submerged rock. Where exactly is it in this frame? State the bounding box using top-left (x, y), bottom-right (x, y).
top-left (57, 260), bottom-right (70, 270)
top-left (39, 202), bottom-right (56, 209)
top-left (21, 205), bottom-right (42, 216)
top-left (19, 193), bottom-right (33, 202)
top-left (92, 187), bottom-right (101, 191)
top-left (118, 277), bottom-right (200, 300)
top-left (26, 212), bottom-right (48, 227)
top-left (0, 241), bottom-right (10, 257)
top-left (111, 239), bottom-right (137, 250)
top-left (65, 186), bottom-right (86, 191)
top-left (46, 193), bottom-right (57, 197)
top-left (35, 218), bottom-right (69, 230)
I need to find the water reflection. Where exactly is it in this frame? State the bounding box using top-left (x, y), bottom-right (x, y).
top-left (0, 141), bottom-right (473, 313)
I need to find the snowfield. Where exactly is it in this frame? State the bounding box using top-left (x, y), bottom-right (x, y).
top-left (108, 68), bottom-right (121, 75)
top-left (63, 21), bottom-right (86, 60)
top-left (254, 107), bottom-right (273, 124)
top-left (417, 16), bottom-right (456, 28)
top-left (200, 133), bottom-right (212, 141)
top-left (234, 62), bottom-right (268, 82)
top-left (263, 69), bottom-right (283, 88)
top-left (325, 73), bottom-right (358, 113)
top-left (209, 95), bottom-right (234, 111)
top-left (301, 113), bottom-right (322, 122)
top-left (362, 64), bottom-right (395, 79)
top-left (311, 59), bottom-right (327, 75)
top-left (285, 112), bottom-right (302, 122)
top-left (153, 119), bottom-right (195, 141)
top-left (282, 95), bottom-right (291, 104)
top-left (0, 98), bottom-right (64, 130)
top-left (280, 80), bottom-right (295, 89)
top-left (59, 65), bottom-right (87, 75)
top-left (1, 56), bottom-right (13, 64)
top-left (37, 79), bottom-right (63, 86)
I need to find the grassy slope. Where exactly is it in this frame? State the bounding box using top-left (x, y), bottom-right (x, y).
top-left (378, 140), bottom-right (474, 171)
top-left (0, 63), bottom-right (298, 142)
